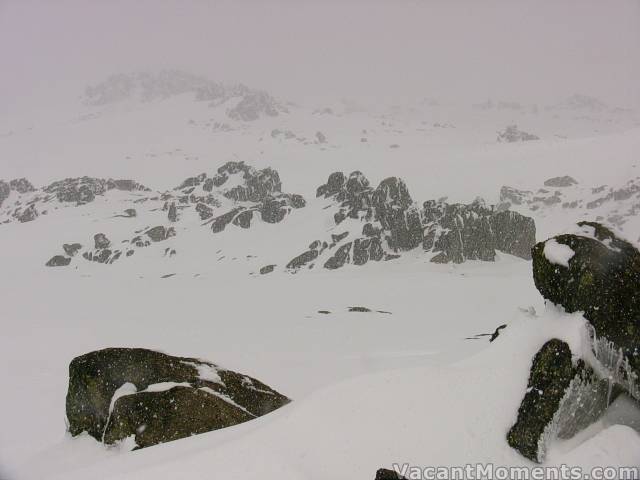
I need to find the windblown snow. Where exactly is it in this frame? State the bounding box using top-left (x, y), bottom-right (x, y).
top-left (1, 72), bottom-right (639, 479)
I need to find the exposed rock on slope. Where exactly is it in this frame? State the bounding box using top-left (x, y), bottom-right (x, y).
top-left (507, 221), bottom-right (640, 462)
top-left (286, 171), bottom-right (536, 271)
top-left (497, 124), bottom-right (539, 142)
top-left (532, 222), bottom-right (640, 380)
top-left (423, 199), bottom-right (536, 263)
top-left (202, 161), bottom-right (306, 233)
top-left (499, 175), bottom-right (640, 238)
top-left (66, 348), bottom-right (290, 449)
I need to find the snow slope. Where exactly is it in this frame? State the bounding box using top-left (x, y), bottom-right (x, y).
top-left (1, 74), bottom-right (639, 479)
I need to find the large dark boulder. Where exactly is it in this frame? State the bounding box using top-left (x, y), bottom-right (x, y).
top-left (507, 340), bottom-right (577, 461)
top-left (66, 348), bottom-right (290, 449)
top-left (507, 339), bottom-right (610, 462)
top-left (532, 221), bottom-right (640, 376)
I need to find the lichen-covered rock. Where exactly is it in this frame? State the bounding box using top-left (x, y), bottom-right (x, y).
top-left (66, 348), bottom-right (290, 449)
top-left (532, 221), bottom-right (640, 377)
top-left (46, 255), bottom-right (71, 267)
top-left (507, 339), bottom-right (610, 462)
top-left (507, 339), bottom-right (576, 461)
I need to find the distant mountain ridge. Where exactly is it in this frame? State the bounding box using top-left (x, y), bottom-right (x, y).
top-left (82, 70), bottom-right (287, 121)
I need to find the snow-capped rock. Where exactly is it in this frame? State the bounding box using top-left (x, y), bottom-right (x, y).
top-left (66, 348), bottom-right (290, 449)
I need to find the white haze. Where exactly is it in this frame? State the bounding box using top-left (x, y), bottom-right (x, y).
top-left (1, 0), bottom-right (639, 118)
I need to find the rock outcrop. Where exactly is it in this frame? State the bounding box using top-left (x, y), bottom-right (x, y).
top-left (497, 125), bottom-right (539, 142)
top-left (66, 348), bottom-right (290, 449)
top-left (286, 171), bottom-right (536, 271)
top-left (508, 221), bottom-right (639, 462)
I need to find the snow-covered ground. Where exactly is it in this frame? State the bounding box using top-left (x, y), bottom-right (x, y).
top-left (1, 78), bottom-right (639, 479)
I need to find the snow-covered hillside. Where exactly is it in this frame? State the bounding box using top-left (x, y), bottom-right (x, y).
top-left (1, 71), bottom-right (639, 479)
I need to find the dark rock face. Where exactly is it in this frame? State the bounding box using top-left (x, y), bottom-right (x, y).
top-left (66, 348), bottom-right (290, 449)
top-left (233, 210), bottom-right (254, 229)
top-left (63, 243), bottom-right (83, 256)
top-left (507, 339), bottom-right (576, 461)
top-left (532, 222), bottom-right (640, 378)
top-left (94, 233), bottom-right (111, 249)
top-left (123, 208), bottom-right (137, 218)
top-left (423, 199), bottom-right (536, 263)
top-left (491, 210), bottom-right (536, 260)
top-left (167, 202), bottom-right (178, 222)
top-left (46, 255), bottom-right (71, 267)
top-left (544, 176), bottom-right (578, 188)
top-left (373, 177), bottom-right (422, 250)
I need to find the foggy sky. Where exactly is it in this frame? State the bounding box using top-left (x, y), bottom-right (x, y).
top-left (1, 0), bottom-right (639, 115)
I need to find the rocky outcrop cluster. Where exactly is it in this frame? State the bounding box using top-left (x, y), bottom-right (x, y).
top-left (498, 176), bottom-right (640, 232)
top-left (202, 162), bottom-right (305, 233)
top-left (497, 124), bottom-right (539, 142)
top-left (66, 348), bottom-right (290, 449)
top-left (280, 171), bottom-right (536, 272)
top-left (45, 226), bottom-right (177, 267)
top-left (507, 222), bottom-right (639, 462)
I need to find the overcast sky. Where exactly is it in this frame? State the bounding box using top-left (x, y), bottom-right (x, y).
top-left (1, 0), bottom-right (639, 115)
